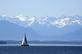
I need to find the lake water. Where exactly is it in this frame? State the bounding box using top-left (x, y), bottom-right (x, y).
top-left (1, 44), bottom-right (82, 46)
top-left (0, 44), bottom-right (82, 54)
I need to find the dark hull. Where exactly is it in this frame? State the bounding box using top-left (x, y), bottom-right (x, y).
top-left (21, 44), bottom-right (29, 46)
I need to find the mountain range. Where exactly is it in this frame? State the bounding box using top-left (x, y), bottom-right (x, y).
top-left (0, 15), bottom-right (82, 41)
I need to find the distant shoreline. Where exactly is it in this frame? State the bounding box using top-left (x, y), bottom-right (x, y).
top-left (1, 40), bottom-right (82, 44)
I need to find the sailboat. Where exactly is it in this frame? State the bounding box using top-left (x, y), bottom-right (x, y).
top-left (21, 34), bottom-right (29, 46)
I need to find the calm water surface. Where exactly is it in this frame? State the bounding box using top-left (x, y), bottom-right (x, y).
top-left (0, 45), bottom-right (82, 54)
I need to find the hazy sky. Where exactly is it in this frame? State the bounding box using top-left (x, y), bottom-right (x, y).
top-left (0, 0), bottom-right (82, 16)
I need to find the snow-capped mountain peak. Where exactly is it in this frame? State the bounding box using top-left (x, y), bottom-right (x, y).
top-left (0, 15), bottom-right (82, 28)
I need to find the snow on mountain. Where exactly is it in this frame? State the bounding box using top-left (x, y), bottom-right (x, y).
top-left (0, 15), bottom-right (82, 28)
top-left (0, 15), bottom-right (82, 41)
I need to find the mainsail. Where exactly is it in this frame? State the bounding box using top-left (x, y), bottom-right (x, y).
top-left (21, 34), bottom-right (29, 46)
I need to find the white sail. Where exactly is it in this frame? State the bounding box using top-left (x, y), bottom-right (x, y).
top-left (21, 34), bottom-right (29, 46)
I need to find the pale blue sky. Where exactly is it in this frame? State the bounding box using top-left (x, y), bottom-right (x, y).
top-left (0, 0), bottom-right (82, 17)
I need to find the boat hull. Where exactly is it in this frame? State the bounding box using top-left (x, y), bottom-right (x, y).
top-left (21, 44), bottom-right (29, 46)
